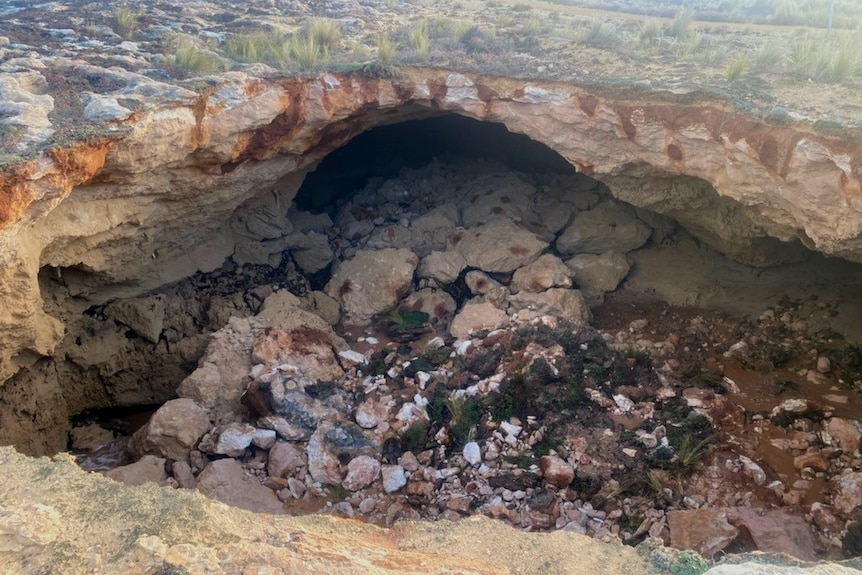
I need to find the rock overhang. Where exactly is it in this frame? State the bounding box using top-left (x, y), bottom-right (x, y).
top-left (0, 66), bottom-right (861, 384)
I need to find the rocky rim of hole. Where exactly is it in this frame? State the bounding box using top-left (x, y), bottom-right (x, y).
top-left (62, 158), bottom-right (862, 564)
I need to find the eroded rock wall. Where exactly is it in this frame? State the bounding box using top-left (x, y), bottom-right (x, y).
top-left (1, 68), bottom-right (861, 386)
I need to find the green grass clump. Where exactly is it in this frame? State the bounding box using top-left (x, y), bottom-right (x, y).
top-left (669, 550), bottom-right (709, 575)
top-left (289, 34), bottom-right (321, 71)
top-left (752, 40), bottom-right (786, 71)
top-left (165, 35), bottom-right (223, 77)
top-left (668, 9), bottom-right (693, 41)
top-left (376, 34), bottom-right (395, 65)
top-left (112, 7), bottom-right (139, 39)
top-left (446, 391), bottom-right (480, 447)
top-left (521, 15), bottom-right (549, 37)
top-left (790, 33), bottom-right (862, 82)
top-left (674, 435), bottom-right (712, 472)
top-left (401, 423), bottom-right (430, 452)
top-left (224, 31), bottom-right (274, 63)
top-left (306, 18), bottom-right (342, 55)
top-left (409, 19), bottom-right (431, 60)
top-left (726, 55), bottom-right (747, 82)
top-left (582, 21), bottom-right (618, 49)
top-left (637, 19), bottom-right (663, 48)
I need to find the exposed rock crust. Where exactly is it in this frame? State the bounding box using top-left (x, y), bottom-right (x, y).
top-left (2, 68), bottom-right (862, 384)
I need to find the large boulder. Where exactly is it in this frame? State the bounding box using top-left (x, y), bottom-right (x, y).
top-left (418, 251), bottom-right (467, 284)
top-left (450, 302), bottom-right (508, 340)
top-left (245, 377), bottom-right (352, 441)
top-left (255, 291), bottom-right (347, 350)
top-left (511, 254), bottom-right (573, 293)
top-left (401, 288), bottom-right (458, 326)
top-left (508, 288), bottom-right (591, 325)
top-left (343, 455), bottom-right (381, 492)
top-left (268, 441), bottom-right (306, 479)
top-left (325, 248), bottom-right (419, 324)
top-left (448, 219), bottom-right (547, 273)
top-left (105, 455), bottom-right (168, 486)
top-left (105, 295), bottom-right (166, 343)
top-left (460, 173), bottom-right (536, 227)
top-left (288, 231), bottom-right (334, 274)
top-left (306, 422), bottom-right (379, 486)
top-left (826, 418), bottom-right (862, 453)
top-left (196, 458), bottom-right (284, 514)
top-left (130, 398), bottom-right (211, 462)
top-left (566, 252), bottom-right (631, 297)
top-left (727, 508), bottom-right (818, 561)
top-left (368, 204), bottom-right (460, 255)
top-left (251, 328), bottom-right (345, 382)
top-left (177, 317), bottom-right (255, 425)
top-left (831, 472), bottom-right (862, 516)
top-left (667, 509), bottom-right (738, 559)
top-left (557, 201), bottom-right (652, 255)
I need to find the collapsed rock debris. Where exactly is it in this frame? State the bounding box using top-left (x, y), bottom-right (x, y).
top-left (53, 159), bottom-right (862, 561)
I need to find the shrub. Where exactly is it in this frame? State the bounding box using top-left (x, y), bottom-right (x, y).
top-left (699, 46), bottom-right (727, 66)
top-left (521, 15), bottom-right (548, 37)
top-left (456, 23), bottom-right (487, 53)
top-left (672, 32), bottom-right (703, 61)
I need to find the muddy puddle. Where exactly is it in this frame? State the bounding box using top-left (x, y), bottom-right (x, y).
top-left (71, 405), bottom-right (159, 471)
top-left (593, 289), bottom-right (862, 515)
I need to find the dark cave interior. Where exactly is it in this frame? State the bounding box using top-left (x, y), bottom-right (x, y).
top-left (295, 114), bottom-right (576, 213)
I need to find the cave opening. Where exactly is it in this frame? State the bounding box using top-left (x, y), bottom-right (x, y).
top-left (294, 114), bottom-right (576, 214)
top-left (3, 110), bottom-right (862, 556)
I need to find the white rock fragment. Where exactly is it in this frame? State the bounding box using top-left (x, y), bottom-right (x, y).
top-left (343, 456), bottom-right (381, 492)
top-left (739, 455), bottom-right (767, 486)
top-left (613, 394), bottom-right (634, 412)
top-left (339, 350), bottom-right (368, 366)
top-left (462, 442), bottom-right (482, 466)
top-left (381, 465), bottom-right (407, 493)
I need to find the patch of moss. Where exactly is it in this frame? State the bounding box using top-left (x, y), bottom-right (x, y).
top-left (401, 423), bottom-right (430, 453)
top-left (502, 451), bottom-right (536, 468)
top-left (465, 347), bottom-right (504, 378)
top-left (532, 434), bottom-right (560, 456)
top-left (669, 550), bottom-right (709, 575)
top-left (329, 483), bottom-right (350, 502)
top-left (385, 309), bottom-right (429, 340)
top-left (684, 363), bottom-right (722, 390)
top-left (772, 377), bottom-right (798, 395)
top-left (153, 565), bottom-right (191, 575)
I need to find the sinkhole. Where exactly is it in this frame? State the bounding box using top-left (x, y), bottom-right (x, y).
top-left (3, 112), bottom-right (862, 555)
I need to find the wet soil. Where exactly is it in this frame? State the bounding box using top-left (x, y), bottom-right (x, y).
top-left (593, 289), bottom-right (862, 516)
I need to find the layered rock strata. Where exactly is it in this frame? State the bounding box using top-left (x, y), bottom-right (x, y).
top-left (2, 67), bottom-right (861, 387)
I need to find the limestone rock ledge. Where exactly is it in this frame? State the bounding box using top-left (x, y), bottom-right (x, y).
top-left (0, 67), bottom-right (860, 384)
top-left (2, 446), bottom-right (859, 574)
top-left (0, 446), bottom-right (656, 575)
